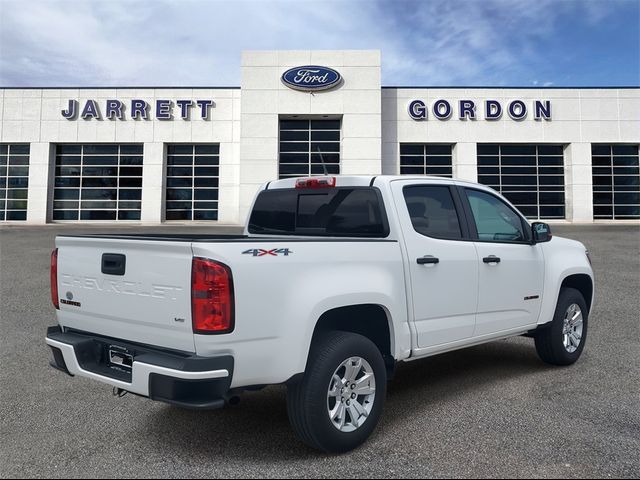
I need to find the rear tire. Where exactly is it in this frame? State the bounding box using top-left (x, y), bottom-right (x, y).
top-left (287, 331), bottom-right (387, 453)
top-left (535, 287), bottom-right (589, 366)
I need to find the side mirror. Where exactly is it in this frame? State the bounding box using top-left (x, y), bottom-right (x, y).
top-left (532, 222), bottom-right (552, 244)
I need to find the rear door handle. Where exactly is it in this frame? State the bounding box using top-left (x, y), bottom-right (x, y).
top-left (483, 255), bottom-right (501, 264)
top-left (417, 256), bottom-right (440, 265)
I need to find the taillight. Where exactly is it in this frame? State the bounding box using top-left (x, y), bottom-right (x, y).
top-left (191, 257), bottom-right (234, 334)
top-left (51, 248), bottom-right (59, 310)
top-left (295, 176), bottom-right (336, 189)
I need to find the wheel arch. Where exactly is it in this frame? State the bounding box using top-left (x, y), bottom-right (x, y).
top-left (560, 273), bottom-right (594, 312)
top-left (308, 304), bottom-right (396, 375)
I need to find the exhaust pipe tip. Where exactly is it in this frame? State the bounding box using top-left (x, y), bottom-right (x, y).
top-left (113, 387), bottom-right (128, 398)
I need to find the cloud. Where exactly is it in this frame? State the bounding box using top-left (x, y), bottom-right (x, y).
top-left (368, 0), bottom-right (622, 85)
top-left (0, 0), bottom-right (634, 87)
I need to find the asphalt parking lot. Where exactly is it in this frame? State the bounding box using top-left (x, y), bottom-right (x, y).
top-left (1, 223), bottom-right (639, 478)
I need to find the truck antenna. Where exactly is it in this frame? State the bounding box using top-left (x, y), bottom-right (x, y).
top-left (316, 146), bottom-right (329, 176)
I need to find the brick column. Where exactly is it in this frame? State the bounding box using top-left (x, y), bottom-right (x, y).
top-left (140, 142), bottom-right (165, 223)
top-left (26, 142), bottom-right (52, 224)
top-left (453, 142), bottom-right (477, 182)
top-left (565, 143), bottom-right (593, 222)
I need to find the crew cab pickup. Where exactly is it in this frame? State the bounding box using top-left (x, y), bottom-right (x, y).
top-left (46, 175), bottom-right (594, 452)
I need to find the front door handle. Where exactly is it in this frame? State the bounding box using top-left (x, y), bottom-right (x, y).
top-left (483, 255), bottom-right (501, 264)
top-left (417, 256), bottom-right (440, 265)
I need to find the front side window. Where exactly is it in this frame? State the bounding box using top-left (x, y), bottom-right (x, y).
top-left (403, 185), bottom-right (463, 239)
top-left (466, 189), bottom-right (526, 242)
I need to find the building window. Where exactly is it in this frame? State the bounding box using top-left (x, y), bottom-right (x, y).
top-left (0, 144), bottom-right (29, 221)
top-left (53, 144), bottom-right (143, 221)
top-left (279, 119), bottom-right (340, 179)
top-left (165, 144), bottom-right (220, 221)
top-left (400, 144), bottom-right (453, 177)
top-left (477, 144), bottom-right (565, 219)
top-left (592, 145), bottom-right (640, 219)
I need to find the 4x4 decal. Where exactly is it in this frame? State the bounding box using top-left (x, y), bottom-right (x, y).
top-left (242, 248), bottom-right (293, 257)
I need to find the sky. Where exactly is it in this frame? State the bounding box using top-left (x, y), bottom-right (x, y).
top-left (0, 0), bottom-right (638, 87)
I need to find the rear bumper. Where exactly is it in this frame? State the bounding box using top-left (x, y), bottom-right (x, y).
top-left (46, 326), bottom-right (233, 409)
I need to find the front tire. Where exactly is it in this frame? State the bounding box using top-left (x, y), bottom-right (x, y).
top-left (535, 287), bottom-right (589, 366)
top-left (287, 331), bottom-right (387, 453)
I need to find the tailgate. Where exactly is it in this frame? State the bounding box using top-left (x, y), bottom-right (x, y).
top-left (55, 236), bottom-right (195, 352)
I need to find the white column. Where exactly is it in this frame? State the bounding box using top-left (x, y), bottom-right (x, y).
top-left (140, 142), bottom-right (165, 223)
top-left (217, 141), bottom-right (241, 224)
top-left (26, 142), bottom-right (52, 224)
top-left (453, 142), bottom-right (477, 182)
top-left (565, 143), bottom-right (593, 223)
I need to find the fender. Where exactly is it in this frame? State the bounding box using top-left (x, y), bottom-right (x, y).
top-left (537, 237), bottom-right (594, 326)
top-left (284, 264), bottom-right (411, 380)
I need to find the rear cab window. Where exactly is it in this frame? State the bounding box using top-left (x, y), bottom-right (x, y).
top-left (248, 187), bottom-right (389, 237)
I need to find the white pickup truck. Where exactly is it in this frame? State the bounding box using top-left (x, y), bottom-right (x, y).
top-left (46, 175), bottom-right (594, 452)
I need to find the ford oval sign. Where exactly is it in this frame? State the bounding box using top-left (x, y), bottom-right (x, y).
top-left (281, 66), bottom-right (342, 92)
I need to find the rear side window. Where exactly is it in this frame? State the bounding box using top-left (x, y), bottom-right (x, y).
top-left (403, 185), bottom-right (463, 240)
top-left (249, 188), bottom-right (388, 237)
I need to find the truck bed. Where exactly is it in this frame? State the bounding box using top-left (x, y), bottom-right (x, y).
top-left (53, 233), bottom-right (403, 357)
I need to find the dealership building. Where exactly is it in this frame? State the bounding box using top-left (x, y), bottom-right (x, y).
top-left (0, 50), bottom-right (638, 225)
